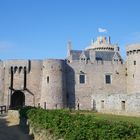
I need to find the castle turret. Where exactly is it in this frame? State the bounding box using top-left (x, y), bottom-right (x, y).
top-left (86, 36), bottom-right (114, 51)
top-left (40, 59), bottom-right (66, 109)
top-left (126, 44), bottom-right (140, 94)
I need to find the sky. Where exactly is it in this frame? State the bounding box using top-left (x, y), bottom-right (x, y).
top-left (0, 0), bottom-right (140, 60)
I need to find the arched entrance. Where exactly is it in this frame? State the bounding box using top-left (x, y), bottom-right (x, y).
top-left (10, 91), bottom-right (25, 108)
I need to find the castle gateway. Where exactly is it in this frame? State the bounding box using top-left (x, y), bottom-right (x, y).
top-left (0, 36), bottom-right (140, 116)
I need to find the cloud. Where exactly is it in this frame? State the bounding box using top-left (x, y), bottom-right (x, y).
top-left (98, 27), bottom-right (108, 33)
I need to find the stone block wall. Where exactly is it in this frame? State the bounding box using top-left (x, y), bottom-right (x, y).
top-left (40, 59), bottom-right (66, 109)
top-left (67, 60), bottom-right (127, 110)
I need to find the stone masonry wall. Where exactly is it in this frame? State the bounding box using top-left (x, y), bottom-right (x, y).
top-left (67, 60), bottom-right (126, 110)
top-left (40, 59), bottom-right (66, 109)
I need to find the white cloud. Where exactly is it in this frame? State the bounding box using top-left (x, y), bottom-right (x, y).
top-left (98, 27), bottom-right (108, 33)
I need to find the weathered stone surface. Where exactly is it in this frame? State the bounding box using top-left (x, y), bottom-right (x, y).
top-left (0, 36), bottom-right (140, 116)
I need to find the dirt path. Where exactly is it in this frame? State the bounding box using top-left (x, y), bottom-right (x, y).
top-left (0, 115), bottom-right (32, 140)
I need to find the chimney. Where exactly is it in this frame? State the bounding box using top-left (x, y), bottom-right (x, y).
top-left (67, 41), bottom-right (72, 57)
top-left (114, 44), bottom-right (120, 52)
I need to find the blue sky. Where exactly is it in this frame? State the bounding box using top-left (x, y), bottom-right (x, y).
top-left (0, 0), bottom-right (140, 60)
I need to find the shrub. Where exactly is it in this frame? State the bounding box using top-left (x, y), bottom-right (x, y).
top-left (19, 107), bottom-right (140, 140)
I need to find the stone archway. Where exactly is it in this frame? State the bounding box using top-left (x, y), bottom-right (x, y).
top-left (10, 91), bottom-right (25, 108)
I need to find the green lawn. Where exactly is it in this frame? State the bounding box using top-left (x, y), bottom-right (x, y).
top-left (94, 113), bottom-right (140, 126)
top-left (72, 110), bottom-right (140, 126)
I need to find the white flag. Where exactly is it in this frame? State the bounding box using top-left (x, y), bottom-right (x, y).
top-left (98, 28), bottom-right (108, 33)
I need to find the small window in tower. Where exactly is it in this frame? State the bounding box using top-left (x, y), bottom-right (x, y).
top-left (134, 61), bottom-right (136, 65)
top-left (101, 100), bottom-right (104, 109)
top-left (38, 103), bottom-right (40, 108)
top-left (44, 102), bottom-right (46, 109)
top-left (105, 74), bottom-right (111, 84)
top-left (79, 74), bottom-right (85, 84)
top-left (121, 101), bottom-right (125, 111)
top-left (19, 66), bottom-right (23, 73)
top-left (133, 74), bottom-right (134, 78)
top-left (47, 76), bottom-right (49, 83)
top-left (14, 66), bottom-right (18, 73)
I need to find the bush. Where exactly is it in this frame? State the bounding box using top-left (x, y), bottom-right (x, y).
top-left (19, 107), bottom-right (140, 140)
top-left (19, 106), bottom-right (35, 119)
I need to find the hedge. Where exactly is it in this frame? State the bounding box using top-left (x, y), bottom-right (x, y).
top-left (19, 107), bottom-right (140, 140)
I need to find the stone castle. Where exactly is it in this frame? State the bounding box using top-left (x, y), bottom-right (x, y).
top-left (0, 36), bottom-right (140, 116)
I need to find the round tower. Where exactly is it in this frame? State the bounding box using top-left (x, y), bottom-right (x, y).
top-left (40, 59), bottom-right (66, 109)
top-left (126, 44), bottom-right (140, 94)
top-left (86, 36), bottom-right (115, 51)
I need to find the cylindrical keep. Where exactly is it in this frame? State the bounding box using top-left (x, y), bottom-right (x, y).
top-left (126, 44), bottom-right (140, 94)
top-left (40, 59), bottom-right (66, 109)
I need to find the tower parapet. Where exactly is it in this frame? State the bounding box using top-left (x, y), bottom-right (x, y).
top-left (86, 36), bottom-right (116, 51)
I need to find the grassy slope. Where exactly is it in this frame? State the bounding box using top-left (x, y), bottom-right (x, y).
top-left (72, 110), bottom-right (140, 126)
top-left (94, 113), bottom-right (140, 126)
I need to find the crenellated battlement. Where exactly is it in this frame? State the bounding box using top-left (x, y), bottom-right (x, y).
top-left (126, 44), bottom-right (140, 56)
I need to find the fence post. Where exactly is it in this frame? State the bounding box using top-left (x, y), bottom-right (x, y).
top-left (0, 106), bottom-right (7, 114)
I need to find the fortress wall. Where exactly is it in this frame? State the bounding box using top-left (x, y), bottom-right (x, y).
top-left (2, 60), bottom-right (42, 107)
top-left (0, 38), bottom-right (139, 116)
top-left (92, 93), bottom-right (140, 116)
top-left (40, 59), bottom-right (66, 109)
top-left (66, 64), bottom-right (76, 108)
top-left (3, 60), bottom-right (29, 106)
top-left (26, 60), bottom-right (42, 106)
top-left (67, 60), bottom-right (126, 110)
top-left (92, 93), bottom-right (127, 113)
top-left (126, 44), bottom-right (140, 94)
top-left (0, 61), bottom-right (4, 105)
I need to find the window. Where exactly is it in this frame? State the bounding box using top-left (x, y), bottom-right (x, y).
top-left (101, 100), bottom-right (104, 109)
top-left (121, 101), bottom-right (125, 110)
top-left (38, 103), bottom-right (40, 108)
top-left (105, 74), bottom-right (111, 84)
top-left (14, 66), bottom-right (18, 73)
top-left (19, 66), bottom-right (23, 73)
top-left (79, 74), bottom-right (85, 84)
top-left (134, 61), bottom-right (136, 65)
top-left (44, 102), bottom-right (46, 109)
top-left (47, 76), bottom-right (49, 83)
top-left (81, 58), bottom-right (85, 60)
top-left (77, 103), bottom-right (80, 110)
top-left (133, 74), bottom-right (134, 78)
top-left (93, 99), bottom-right (96, 110)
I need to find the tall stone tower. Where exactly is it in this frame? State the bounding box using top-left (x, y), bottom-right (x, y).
top-left (40, 59), bottom-right (66, 109)
top-left (126, 44), bottom-right (140, 94)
